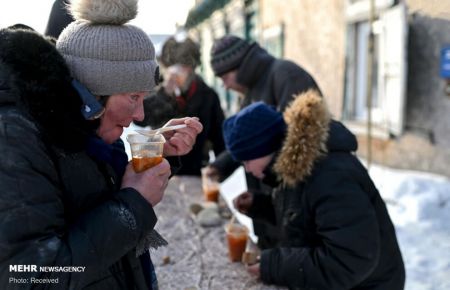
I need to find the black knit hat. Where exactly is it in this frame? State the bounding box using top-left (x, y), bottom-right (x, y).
top-left (210, 35), bottom-right (252, 76)
top-left (223, 102), bottom-right (286, 161)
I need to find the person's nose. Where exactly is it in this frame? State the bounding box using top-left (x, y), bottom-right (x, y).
top-left (132, 101), bottom-right (145, 122)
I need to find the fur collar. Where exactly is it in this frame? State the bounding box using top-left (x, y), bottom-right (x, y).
top-left (273, 90), bottom-right (330, 186)
top-left (0, 28), bottom-right (97, 152)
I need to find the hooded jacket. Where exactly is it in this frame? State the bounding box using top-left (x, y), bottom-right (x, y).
top-left (249, 91), bottom-right (405, 290)
top-left (237, 44), bottom-right (322, 112)
top-left (0, 29), bottom-right (160, 289)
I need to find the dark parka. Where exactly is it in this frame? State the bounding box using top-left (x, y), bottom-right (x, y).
top-left (248, 91), bottom-right (405, 290)
top-left (236, 43), bottom-right (321, 112)
top-left (135, 76), bottom-right (225, 176)
top-left (0, 29), bottom-right (162, 289)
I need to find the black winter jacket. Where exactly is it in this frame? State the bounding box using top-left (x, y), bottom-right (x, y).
top-left (237, 43), bottom-right (322, 112)
top-left (248, 91), bottom-right (405, 290)
top-left (0, 28), bottom-right (162, 290)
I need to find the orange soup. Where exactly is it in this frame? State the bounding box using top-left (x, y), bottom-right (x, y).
top-left (132, 156), bottom-right (163, 173)
top-left (204, 188), bottom-right (220, 202)
top-left (226, 226), bottom-right (248, 262)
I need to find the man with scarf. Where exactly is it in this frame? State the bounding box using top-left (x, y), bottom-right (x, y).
top-left (135, 36), bottom-right (225, 176)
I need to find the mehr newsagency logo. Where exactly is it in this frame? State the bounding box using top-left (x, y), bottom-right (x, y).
top-left (8, 265), bottom-right (86, 285)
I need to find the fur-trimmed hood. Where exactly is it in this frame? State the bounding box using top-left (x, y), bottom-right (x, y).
top-left (0, 28), bottom-right (97, 151)
top-left (273, 90), bottom-right (357, 186)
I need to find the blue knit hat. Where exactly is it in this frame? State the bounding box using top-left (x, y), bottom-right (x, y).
top-left (223, 102), bottom-right (286, 161)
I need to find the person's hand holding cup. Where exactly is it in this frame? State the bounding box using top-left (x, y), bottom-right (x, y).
top-left (121, 160), bottom-right (171, 207)
top-left (163, 64), bottom-right (189, 96)
top-left (123, 133), bottom-right (170, 206)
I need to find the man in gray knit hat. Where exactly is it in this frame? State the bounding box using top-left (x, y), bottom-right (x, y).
top-left (0, 0), bottom-right (202, 289)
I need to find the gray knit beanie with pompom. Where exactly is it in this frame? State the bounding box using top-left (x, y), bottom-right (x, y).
top-left (57, 0), bottom-right (158, 96)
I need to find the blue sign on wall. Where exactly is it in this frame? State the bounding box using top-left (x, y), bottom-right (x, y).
top-left (441, 46), bottom-right (450, 78)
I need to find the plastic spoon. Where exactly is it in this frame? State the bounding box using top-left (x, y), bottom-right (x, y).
top-left (135, 124), bottom-right (187, 137)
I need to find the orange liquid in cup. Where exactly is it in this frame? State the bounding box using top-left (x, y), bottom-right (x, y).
top-left (132, 156), bottom-right (163, 173)
top-left (226, 225), bottom-right (248, 262)
top-left (204, 187), bottom-right (220, 202)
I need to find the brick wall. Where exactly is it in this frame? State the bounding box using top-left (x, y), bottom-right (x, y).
top-left (259, 0), bottom-right (346, 119)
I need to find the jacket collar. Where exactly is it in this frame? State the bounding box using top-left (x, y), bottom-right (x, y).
top-left (273, 90), bottom-right (329, 186)
top-left (273, 90), bottom-right (356, 186)
top-left (236, 44), bottom-right (275, 88)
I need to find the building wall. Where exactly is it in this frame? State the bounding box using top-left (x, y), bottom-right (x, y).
top-left (258, 0), bottom-right (450, 177)
top-left (356, 0), bottom-right (450, 177)
top-left (407, 0), bottom-right (450, 18)
top-left (405, 2), bottom-right (450, 148)
top-left (258, 0), bottom-right (346, 119)
top-left (187, 0), bottom-right (450, 177)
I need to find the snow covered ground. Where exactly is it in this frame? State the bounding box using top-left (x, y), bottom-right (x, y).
top-left (368, 163), bottom-right (450, 290)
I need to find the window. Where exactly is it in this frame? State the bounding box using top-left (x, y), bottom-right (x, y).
top-left (343, 2), bottom-right (407, 136)
top-left (244, 0), bottom-right (258, 41)
top-left (343, 20), bottom-right (380, 122)
top-left (262, 24), bottom-right (284, 58)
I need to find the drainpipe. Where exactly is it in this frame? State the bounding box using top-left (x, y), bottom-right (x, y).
top-left (366, 0), bottom-right (375, 168)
